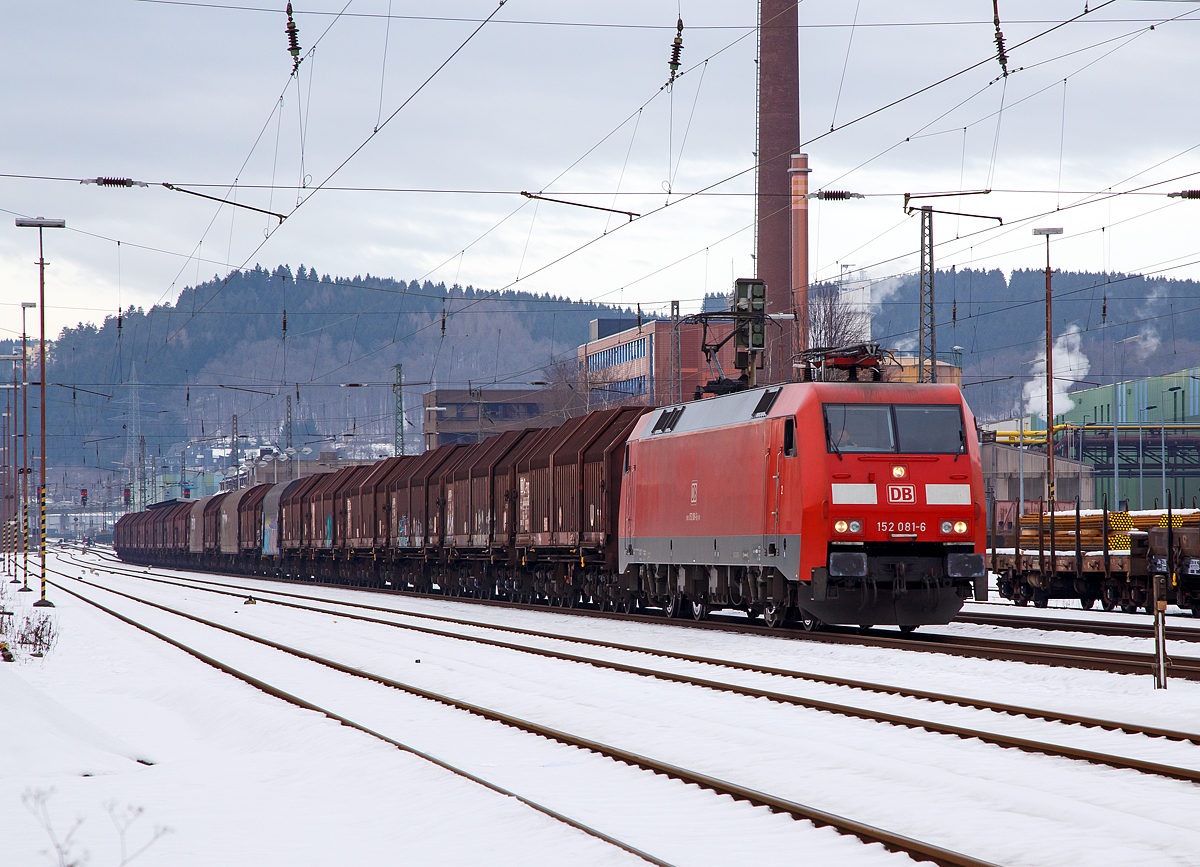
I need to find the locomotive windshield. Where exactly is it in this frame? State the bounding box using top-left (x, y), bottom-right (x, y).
top-left (824, 403), bottom-right (965, 454)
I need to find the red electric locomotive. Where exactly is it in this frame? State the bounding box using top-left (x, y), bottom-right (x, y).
top-left (619, 380), bottom-right (986, 628)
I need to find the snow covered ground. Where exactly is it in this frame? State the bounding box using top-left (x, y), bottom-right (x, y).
top-left (6, 549), bottom-right (1200, 866)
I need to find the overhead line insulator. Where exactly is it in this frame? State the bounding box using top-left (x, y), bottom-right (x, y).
top-left (81, 177), bottom-right (148, 188)
top-left (807, 190), bottom-right (864, 201)
top-left (1168, 190), bottom-right (1200, 199)
top-left (285, 2), bottom-right (303, 75)
top-left (666, 17), bottom-right (684, 86)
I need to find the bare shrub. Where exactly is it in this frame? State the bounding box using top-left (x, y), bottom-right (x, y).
top-left (23, 788), bottom-right (172, 866)
top-left (16, 610), bottom-right (60, 657)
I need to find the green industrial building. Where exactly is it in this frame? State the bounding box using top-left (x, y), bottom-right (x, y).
top-left (1014, 368), bottom-right (1200, 511)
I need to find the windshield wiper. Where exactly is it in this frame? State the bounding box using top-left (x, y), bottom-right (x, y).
top-left (824, 415), bottom-right (843, 461)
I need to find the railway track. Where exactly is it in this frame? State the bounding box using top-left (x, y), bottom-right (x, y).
top-left (954, 610), bottom-right (1200, 642)
top-left (50, 569), bottom-right (1004, 867)
top-left (84, 547), bottom-right (1200, 681)
top-left (60, 557), bottom-right (1200, 785)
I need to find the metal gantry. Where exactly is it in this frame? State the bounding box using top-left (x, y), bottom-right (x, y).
top-left (917, 206), bottom-right (936, 383)
top-left (393, 363), bottom-right (405, 457)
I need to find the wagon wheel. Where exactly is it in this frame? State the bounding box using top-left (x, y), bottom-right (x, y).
top-left (1192, 606), bottom-right (1200, 620)
top-left (690, 596), bottom-right (708, 621)
top-left (1100, 596), bottom-right (1115, 611)
top-left (797, 609), bottom-right (820, 632)
top-left (1120, 603), bottom-right (1138, 614)
top-left (1079, 596), bottom-right (1097, 610)
top-left (899, 624), bottom-right (919, 634)
top-left (1033, 594), bottom-right (1049, 609)
top-left (763, 600), bottom-right (787, 628)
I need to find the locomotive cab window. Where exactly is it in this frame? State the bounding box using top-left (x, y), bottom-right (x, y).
top-left (823, 404), bottom-right (895, 453)
top-left (894, 405), bottom-right (966, 454)
top-left (823, 403), bottom-right (965, 454)
top-left (783, 418), bottom-right (796, 457)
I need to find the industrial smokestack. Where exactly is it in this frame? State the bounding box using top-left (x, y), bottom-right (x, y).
top-left (756, 0), bottom-right (800, 319)
top-left (790, 153), bottom-right (810, 351)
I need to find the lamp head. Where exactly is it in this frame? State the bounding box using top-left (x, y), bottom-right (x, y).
top-left (1032, 227), bottom-right (1063, 236)
top-left (15, 217), bottom-right (65, 229)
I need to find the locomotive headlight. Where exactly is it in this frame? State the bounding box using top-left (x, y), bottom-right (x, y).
top-left (834, 520), bottom-right (849, 534)
top-left (848, 520), bottom-right (863, 534)
top-left (953, 521), bottom-right (969, 534)
top-left (891, 465), bottom-right (907, 479)
top-left (940, 520), bottom-right (953, 534)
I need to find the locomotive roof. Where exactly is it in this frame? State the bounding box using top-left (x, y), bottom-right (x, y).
top-left (630, 380), bottom-right (966, 441)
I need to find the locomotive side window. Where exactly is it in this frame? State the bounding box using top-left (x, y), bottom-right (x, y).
top-left (894, 405), bottom-right (966, 454)
top-left (783, 418), bottom-right (796, 457)
top-left (823, 404), bottom-right (895, 453)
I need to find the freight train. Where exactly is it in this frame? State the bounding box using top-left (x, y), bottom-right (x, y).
top-left (991, 505), bottom-right (1200, 616)
top-left (115, 380), bottom-right (988, 630)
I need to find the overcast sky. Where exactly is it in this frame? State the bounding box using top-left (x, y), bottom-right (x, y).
top-left (3, 0), bottom-right (1200, 345)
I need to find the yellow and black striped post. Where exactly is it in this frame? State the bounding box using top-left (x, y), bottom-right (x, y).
top-left (33, 484), bottom-right (51, 607)
top-left (19, 499), bottom-right (30, 592)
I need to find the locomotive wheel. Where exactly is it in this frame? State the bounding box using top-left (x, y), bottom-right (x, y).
top-left (690, 597), bottom-right (708, 621)
top-left (763, 601), bottom-right (787, 628)
top-left (662, 593), bottom-right (682, 619)
top-left (1080, 596), bottom-right (1097, 610)
top-left (797, 609), bottom-right (820, 631)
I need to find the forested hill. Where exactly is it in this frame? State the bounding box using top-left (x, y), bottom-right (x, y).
top-left (6, 263), bottom-right (1197, 473)
top-left (863, 267), bottom-right (1200, 421)
top-left (10, 265), bottom-right (637, 471)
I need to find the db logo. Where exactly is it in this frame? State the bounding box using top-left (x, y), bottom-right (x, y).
top-left (690, 481), bottom-right (698, 504)
top-left (887, 484), bottom-right (916, 504)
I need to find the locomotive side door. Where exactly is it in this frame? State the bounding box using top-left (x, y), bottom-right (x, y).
top-left (762, 416), bottom-right (795, 560)
top-left (622, 443), bottom-right (635, 542)
top-left (762, 420), bottom-right (779, 557)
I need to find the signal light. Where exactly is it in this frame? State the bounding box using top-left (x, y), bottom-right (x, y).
top-left (81, 488), bottom-right (88, 506)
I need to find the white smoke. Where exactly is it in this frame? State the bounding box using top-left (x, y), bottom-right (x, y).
top-left (1022, 324), bottom-right (1091, 419)
top-left (1129, 281), bottom-right (1168, 359)
top-left (868, 276), bottom-right (906, 316)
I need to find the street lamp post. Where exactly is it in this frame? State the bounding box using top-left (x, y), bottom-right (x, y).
top-left (1, 354), bottom-right (19, 583)
top-left (1080, 415), bottom-right (1093, 507)
top-left (1167, 386), bottom-right (1183, 506)
top-left (1140, 405), bottom-right (1156, 510)
top-left (18, 302), bottom-right (34, 593)
top-left (17, 216), bottom-right (66, 608)
top-left (1034, 228), bottom-right (1063, 507)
